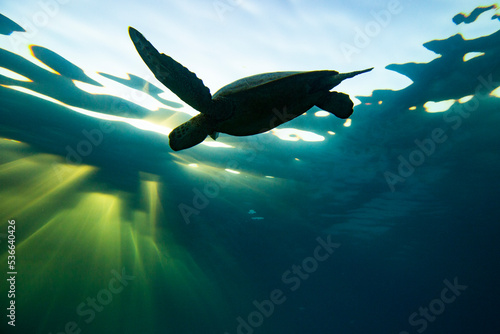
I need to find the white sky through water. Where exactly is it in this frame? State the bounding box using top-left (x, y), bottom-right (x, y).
top-left (0, 1), bottom-right (497, 102)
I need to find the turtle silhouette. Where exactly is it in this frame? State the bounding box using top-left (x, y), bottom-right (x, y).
top-left (129, 27), bottom-right (372, 151)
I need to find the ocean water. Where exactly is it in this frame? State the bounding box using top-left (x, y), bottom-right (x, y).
top-left (0, 1), bottom-right (499, 334)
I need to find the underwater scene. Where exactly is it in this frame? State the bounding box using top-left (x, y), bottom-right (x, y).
top-left (0, 1), bottom-right (499, 333)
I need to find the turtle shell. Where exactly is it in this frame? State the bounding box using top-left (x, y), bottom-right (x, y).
top-left (213, 71), bottom-right (304, 99)
top-left (210, 68), bottom-right (371, 136)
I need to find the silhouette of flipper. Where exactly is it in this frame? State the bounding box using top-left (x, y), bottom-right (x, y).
top-left (316, 91), bottom-right (354, 119)
top-left (128, 27), bottom-right (213, 113)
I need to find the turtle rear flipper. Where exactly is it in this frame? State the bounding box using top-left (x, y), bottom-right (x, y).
top-left (315, 91), bottom-right (354, 119)
top-left (129, 27), bottom-right (213, 113)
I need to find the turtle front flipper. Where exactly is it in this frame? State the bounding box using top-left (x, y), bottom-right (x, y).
top-left (129, 27), bottom-right (213, 113)
top-left (315, 91), bottom-right (354, 119)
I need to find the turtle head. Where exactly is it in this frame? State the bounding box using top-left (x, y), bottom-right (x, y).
top-left (169, 114), bottom-right (212, 151)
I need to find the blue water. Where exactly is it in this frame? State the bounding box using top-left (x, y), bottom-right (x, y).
top-left (0, 3), bottom-right (499, 334)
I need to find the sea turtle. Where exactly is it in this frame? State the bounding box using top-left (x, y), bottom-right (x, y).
top-left (129, 27), bottom-right (372, 151)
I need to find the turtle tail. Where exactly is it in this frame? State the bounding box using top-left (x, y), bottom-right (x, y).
top-left (336, 67), bottom-right (374, 81)
top-left (322, 67), bottom-right (373, 92)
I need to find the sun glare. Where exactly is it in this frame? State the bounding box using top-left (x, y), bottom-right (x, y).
top-left (459, 95), bottom-right (474, 103)
top-left (72, 77), bottom-right (171, 112)
top-left (490, 86), bottom-right (500, 98)
top-left (272, 128), bottom-right (325, 142)
top-left (463, 52), bottom-right (485, 62)
top-left (0, 67), bottom-right (32, 82)
top-left (424, 99), bottom-right (456, 113)
top-left (314, 110), bottom-right (330, 117)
